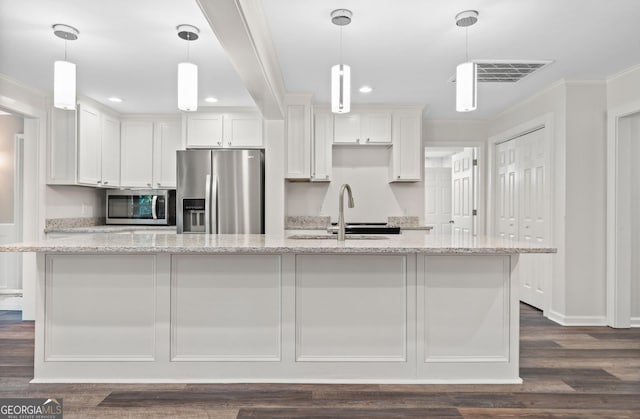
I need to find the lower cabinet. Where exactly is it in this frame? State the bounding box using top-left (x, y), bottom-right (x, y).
top-left (37, 253), bottom-right (518, 383)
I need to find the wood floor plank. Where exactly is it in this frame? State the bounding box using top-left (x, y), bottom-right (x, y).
top-left (1, 304), bottom-right (639, 418)
top-left (236, 407), bottom-right (462, 418)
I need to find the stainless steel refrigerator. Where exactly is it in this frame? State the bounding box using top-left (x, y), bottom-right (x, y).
top-left (176, 149), bottom-right (264, 234)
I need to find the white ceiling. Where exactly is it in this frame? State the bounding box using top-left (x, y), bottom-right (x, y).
top-left (2, 0), bottom-right (640, 119)
top-left (0, 0), bottom-right (255, 114)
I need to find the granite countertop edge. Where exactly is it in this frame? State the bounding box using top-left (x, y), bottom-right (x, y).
top-left (1, 233), bottom-right (557, 255)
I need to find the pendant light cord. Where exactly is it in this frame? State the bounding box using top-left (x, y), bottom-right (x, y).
top-left (339, 26), bottom-right (343, 65)
top-left (465, 27), bottom-right (469, 62)
top-left (187, 33), bottom-right (191, 62)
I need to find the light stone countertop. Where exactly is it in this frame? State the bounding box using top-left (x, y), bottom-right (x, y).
top-left (45, 225), bottom-right (177, 234)
top-left (0, 233), bottom-right (556, 255)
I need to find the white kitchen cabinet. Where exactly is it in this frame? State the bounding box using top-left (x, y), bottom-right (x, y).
top-left (224, 113), bottom-right (263, 148)
top-left (54, 100), bottom-right (121, 188)
top-left (153, 119), bottom-right (181, 188)
top-left (285, 102), bottom-right (311, 179)
top-left (100, 114), bottom-right (121, 187)
top-left (121, 120), bottom-right (154, 188)
top-left (312, 112), bottom-right (333, 181)
top-left (185, 113), bottom-right (224, 147)
top-left (77, 102), bottom-right (101, 185)
top-left (334, 111), bottom-right (392, 144)
top-left (185, 111), bottom-right (263, 148)
top-left (389, 110), bottom-right (422, 182)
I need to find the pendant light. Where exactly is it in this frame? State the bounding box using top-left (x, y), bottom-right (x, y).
top-left (52, 24), bottom-right (79, 110)
top-left (331, 9), bottom-right (352, 114)
top-left (177, 25), bottom-right (199, 112)
top-left (455, 10), bottom-right (479, 112)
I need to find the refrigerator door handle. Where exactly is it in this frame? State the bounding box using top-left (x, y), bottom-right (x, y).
top-left (151, 196), bottom-right (158, 219)
top-left (211, 175), bottom-right (219, 234)
top-left (205, 174), bottom-right (212, 233)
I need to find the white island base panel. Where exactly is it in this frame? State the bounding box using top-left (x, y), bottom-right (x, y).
top-left (33, 253), bottom-right (521, 384)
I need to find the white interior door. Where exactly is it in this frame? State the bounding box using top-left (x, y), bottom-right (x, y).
top-left (424, 168), bottom-right (452, 235)
top-left (0, 134), bottom-right (23, 299)
top-left (451, 149), bottom-right (475, 237)
top-left (495, 128), bottom-right (550, 310)
top-left (496, 141), bottom-right (518, 240)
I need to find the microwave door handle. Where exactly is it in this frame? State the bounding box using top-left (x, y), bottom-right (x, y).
top-left (205, 174), bottom-right (212, 233)
top-left (151, 196), bottom-right (158, 219)
top-left (211, 175), bottom-right (219, 234)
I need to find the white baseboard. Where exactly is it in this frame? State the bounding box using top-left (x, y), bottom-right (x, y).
top-left (0, 295), bottom-right (23, 311)
top-left (631, 317), bottom-right (640, 328)
top-left (547, 309), bottom-right (608, 326)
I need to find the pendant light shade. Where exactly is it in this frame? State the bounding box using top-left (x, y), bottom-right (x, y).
top-left (52, 24), bottom-right (79, 110)
top-left (456, 61), bottom-right (477, 112)
top-left (330, 9), bottom-right (352, 114)
top-left (178, 62), bottom-right (198, 111)
top-left (176, 24), bottom-right (199, 112)
top-left (54, 60), bottom-right (76, 110)
top-left (331, 64), bottom-right (351, 114)
top-left (455, 10), bottom-right (479, 113)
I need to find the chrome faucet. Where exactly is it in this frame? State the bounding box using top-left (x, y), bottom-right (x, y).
top-left (337, 183), bottom-right (355, 241)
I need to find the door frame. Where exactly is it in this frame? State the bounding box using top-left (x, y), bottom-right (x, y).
top-left (0, 75), bottom-right (48, 319)
top-left (606, 100), bottom-right (640, 328)
top-left (424, 141), bottom-right (486, 236)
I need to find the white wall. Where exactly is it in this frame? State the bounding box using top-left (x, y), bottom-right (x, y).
top-left (564, 82), bottom-right (607, 317)
top-left (630, 113), bottom-right (640, 320)
top-left (286, 147), bottom-right (423, 223)
top-left (264, 119), bottom-right (285, 234)
top-left (46, 185), bottom-right (104, 219)
top-left (489, 80), bottom-right (609, 324)
top-left (0, 114), bottom-right (24, 223)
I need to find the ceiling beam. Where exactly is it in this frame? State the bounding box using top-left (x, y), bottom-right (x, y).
top-left (197, 0), bottom-right (286, 119)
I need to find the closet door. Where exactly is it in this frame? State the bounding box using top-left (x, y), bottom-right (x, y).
top-left (495, 141), bottom-right (518, 240)
top-left (495, 128), bottom-right (550, 311)
top-left (517, 129), bottom-right (550, 310)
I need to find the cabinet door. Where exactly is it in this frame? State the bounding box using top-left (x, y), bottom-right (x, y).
top-left (390, 112), bottom-right (421, 182)
top-left (121, 121), bottom-right (154, 188)
top-left (101, 115), bottom-right (120, 187)
top-left (362, 112), bottom-right (392, 143)
top-left (224, 114), bottom-right (263, 148)
top-left (312, 112), bottom-right (333, 181)
top-left (285, 104), bottom-right (311, 179)
top-left (333, 114), bottom-right (361, 143)
top-left (186, 113), bottom-right (224, 147)
top-left (77, 103), bottom-right (101, 185)
top-left (153, 120), bottom-right (182, 188)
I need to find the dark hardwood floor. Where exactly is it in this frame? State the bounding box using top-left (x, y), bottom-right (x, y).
top-left (1, 305), bottom-right (639, 418)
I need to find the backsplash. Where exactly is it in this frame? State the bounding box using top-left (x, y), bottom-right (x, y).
top-left (45, 217), bottom-right (105, 232)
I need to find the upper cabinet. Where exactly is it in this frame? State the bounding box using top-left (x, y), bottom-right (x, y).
top-left (333, 111), bottom-right (392, 144)
top-left (120, 117), bottom-right (182, 189)
top-left (48, 98), bottom-right (121, 188)
top-left (185, 110), bottom-right (263, 148)
top-left (120, 120), bottom-right (154, 188)
top-left (284, 95), bottom-right (332, 182)
top-left (153, 119), bottom-right (182, 189)
top-left (389, 110), bottom-right (422, 182)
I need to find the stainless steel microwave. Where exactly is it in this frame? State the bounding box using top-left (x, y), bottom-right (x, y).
top-left (106, 189), bottom-right (176, 225)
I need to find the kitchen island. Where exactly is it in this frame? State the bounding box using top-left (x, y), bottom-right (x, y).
top-left (0, 233), bottom-right (555, 384)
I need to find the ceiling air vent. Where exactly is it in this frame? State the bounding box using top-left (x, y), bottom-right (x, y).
top-left (451, 60), bottom-right (553, 83)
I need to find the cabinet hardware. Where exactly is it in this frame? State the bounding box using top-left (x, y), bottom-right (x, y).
top-left (103, 181), bottom-right (109, 185)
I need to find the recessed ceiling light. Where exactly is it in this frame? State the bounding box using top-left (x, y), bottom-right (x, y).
top-left (359, 86), bottom-right (373, 93)
top-left (108, 97), bottom-right (123, 103)
top-left (205, 97), bottom-right (219, 103)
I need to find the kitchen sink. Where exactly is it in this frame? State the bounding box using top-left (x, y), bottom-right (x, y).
top-left (287, 234), bottom-right (390, 240)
